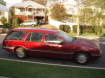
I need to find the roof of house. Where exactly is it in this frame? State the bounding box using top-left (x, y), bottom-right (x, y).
top-left (0, 4), bottom-right (8, 11)
top-left (12, 0), bottom-right (46, 9)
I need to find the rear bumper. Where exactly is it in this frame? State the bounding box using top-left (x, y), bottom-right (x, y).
top-left (3, 46), bottom-right (14, 52)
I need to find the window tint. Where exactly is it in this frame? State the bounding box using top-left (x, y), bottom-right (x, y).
top-left (26, 32), bottom-right (42, 42)
top-left (26, 33), bottom-right (31, 41)
top-left (6, 31), bottom-right (26, 40)
top-left (58, 31), bottom-right (73, 42)
top-left (45, 33), bottom-right (61, 42)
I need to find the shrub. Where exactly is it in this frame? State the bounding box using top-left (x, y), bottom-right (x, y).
top-left (4, 23), bottom-right (12, 29)
top-left (94, 26), bottom-right (102, 35)
top-left (0, 17), bottom-right (7, 25)
top-left (12, 17), bottom-right (19, 28)
top-left (73, 25), bottom-right (77, 33)
top-left (59, 25), bottom-right (71, 33)
top-left (72, 25), bottom-right (102, 35)
top-left (0, 23), bottom-right (12, 29)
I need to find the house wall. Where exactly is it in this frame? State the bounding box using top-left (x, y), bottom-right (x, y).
top-left (13, 6), bottom-right (47, 23)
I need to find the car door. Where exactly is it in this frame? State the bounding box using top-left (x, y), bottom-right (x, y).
top-left (41, 33), bottom-right (72, 58)
top-left (24, 31), bottom-right (45, 55)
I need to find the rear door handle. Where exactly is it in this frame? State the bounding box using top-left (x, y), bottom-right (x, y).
top-left (42, 45), bottom-right (49, 46)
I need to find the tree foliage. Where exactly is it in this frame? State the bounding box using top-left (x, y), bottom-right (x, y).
top-left (84, 0), bottom-right (105, 9)
top-left (9, 7), bottom-right (21, 28)
top-left (81, 0), bottom-right (105, 26)
top-left (32, 0), bottom-right (46, 5)
top-left (23, 0), bottom-right (46, 5)
top-left (8, 7), bottom-right (15, 24)
top-left (80, 8), bottom-right (93, 24)
top-left (0, 0), bottom-right (6, 5)
top-left (0, 17), bottom-right (7, 25)
top-left (12, 17), bottom-right (19, 28)
top-left (50, 4), bottom-right (68, 21)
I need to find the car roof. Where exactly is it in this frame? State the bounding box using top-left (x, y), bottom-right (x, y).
top-left (12, 28), bottom-right (60, 33)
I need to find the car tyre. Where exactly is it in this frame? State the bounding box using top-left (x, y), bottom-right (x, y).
top-left (75, 53), bottom-right (89, 64)
top-left (15, 47), bottom-right (26, 59)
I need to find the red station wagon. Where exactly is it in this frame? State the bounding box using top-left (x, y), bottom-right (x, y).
top-left (3, 28), bottom-right (101, 64)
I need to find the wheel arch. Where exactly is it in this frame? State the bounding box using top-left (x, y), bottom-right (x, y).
top-left (73, 51), bottom-right (91, 59)
top-left (13, 46), bottom-right (26, 53)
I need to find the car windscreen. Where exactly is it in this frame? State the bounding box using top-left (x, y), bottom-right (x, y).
top-left (57, 31), bottom-right (74, 42)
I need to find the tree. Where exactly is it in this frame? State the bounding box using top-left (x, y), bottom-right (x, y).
top-left (12, 17), bottom-right (20, 28)
top-left (82, 0), bottom-right (105, 26)
top-left (0, 17), bottom-right (7, 25)
top-left (8, 7), bottom-right (15, 25)
top-left (50, 4), bottom-right (68, 21)
top-left (76, 0), bottom-right (105, 35)
top-left (33, 0), bottom-right (46, 5)
top-left (23, 0), bottom-right (46, 5)
top-left (0, 0), bottom-right (6, 5)
top-left (79, 8), bottom-right (93, 24)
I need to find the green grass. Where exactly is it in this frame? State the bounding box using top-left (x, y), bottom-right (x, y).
top-left (0, 59), bottom-right (105, 78)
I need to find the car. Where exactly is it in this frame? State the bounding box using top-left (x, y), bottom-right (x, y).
top-left (2, 28), bottom-right (101, 64)
top-left (20, 21), bottom-right (37, 26)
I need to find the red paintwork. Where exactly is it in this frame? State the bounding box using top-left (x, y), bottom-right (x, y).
top-left (3, 28), bottom-right (101, 59)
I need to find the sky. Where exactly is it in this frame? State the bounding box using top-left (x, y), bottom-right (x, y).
top-left (4, 0), bottom-right (22, 7)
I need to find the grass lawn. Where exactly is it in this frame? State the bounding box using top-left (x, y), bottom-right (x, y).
top-left (0, 59), bottom-right (105, 78)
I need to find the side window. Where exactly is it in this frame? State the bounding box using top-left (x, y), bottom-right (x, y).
top-left (6, 31), bottom-right (25, 40)
top-left (26, 32), bottom-right (31, 41)
top-left (26, 32), bottom-right (42, 42)
top-left (45, 33), bottom-right (62, 42)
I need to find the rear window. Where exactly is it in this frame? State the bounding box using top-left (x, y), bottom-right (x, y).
top-left (26, 32), bottom-right (42, 42)
top-left (5, 31), bottom-right (26, 40)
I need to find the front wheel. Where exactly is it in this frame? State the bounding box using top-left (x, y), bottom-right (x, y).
top-left (15, 47), bottom-right (26, 59)
top-left (75, 53), bottom-right (89, 64)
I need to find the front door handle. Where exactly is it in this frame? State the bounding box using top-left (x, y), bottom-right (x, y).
top-left (25, 43), bottom-right (29, 45)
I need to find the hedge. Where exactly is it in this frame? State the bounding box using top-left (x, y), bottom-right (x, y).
top-left (73, 25), bottom-right (103, 35)
top-left (59, 25), bottom-right (71, 33)
top-left (0, 23), bottom-right (12, 29)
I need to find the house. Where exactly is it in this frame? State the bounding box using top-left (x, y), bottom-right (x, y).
top-left (12, 0), bottom-right (48, 24)
top-left (0, 4), bottom-right (8, 25)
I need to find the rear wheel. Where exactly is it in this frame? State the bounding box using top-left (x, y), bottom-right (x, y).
top-left (75, 53), bottom-right (89, 64)
top-left (15, 47), bottom-right (26, 59)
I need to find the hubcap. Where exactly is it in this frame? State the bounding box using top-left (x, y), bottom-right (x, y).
top-left (77, 54), bottom-right (87, 64)
top-left (16, 48), bottom-right (25, 58)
